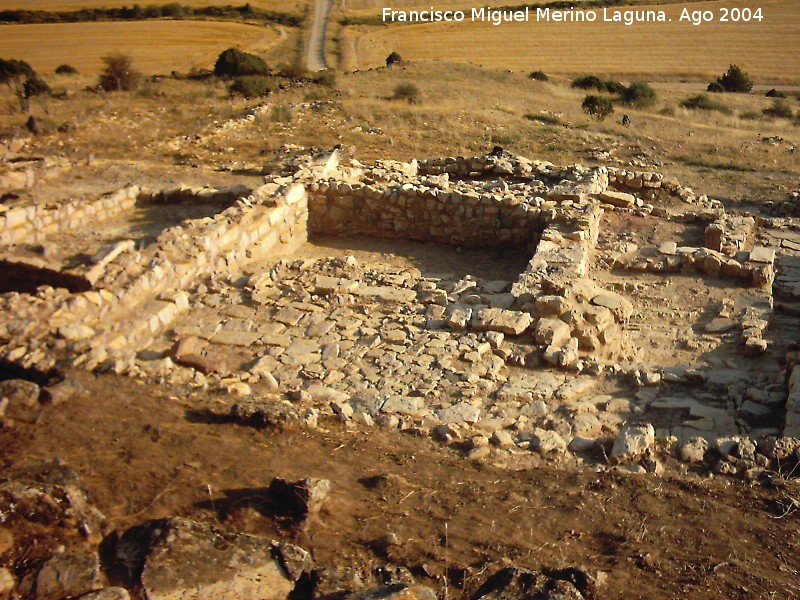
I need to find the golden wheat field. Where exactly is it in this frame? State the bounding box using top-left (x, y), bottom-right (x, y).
top-left (0, 0), bottom-right (306, 13)
top-left (351, 0), bottom-right (800, 83)
top-left (0, 20), bottom-right (278, 74)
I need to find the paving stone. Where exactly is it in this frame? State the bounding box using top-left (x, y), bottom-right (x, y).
top-left (210, 331), bottom-right (262, 347)
top-left (472, 308), bottom-right (533, 336)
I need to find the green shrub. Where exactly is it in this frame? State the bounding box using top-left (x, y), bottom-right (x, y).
top-left (98, 52), bottom-right (141, 91)
top-left (386, 51), bottom-right (402, 67)
top-left (229, 75), bottom-right (276, 98)
top-left (214, 48), bottom-right (268, 77)
top-left (55, 64), bottom-right (78, 75)
top-left (393, 82), bottom-right (419, 104)
top-left (710, 64), bottom-right (753, 93)
top-left (766, 88), bottom-right (787, 99)
top-left (582, 95), bottom-right (614, 120)
top-left (706, 81), bottom-right (725, 93)
top-left (572, 75), bottom-right (605, 90)
top-left (622, 81), bottom-right (657, 108)
top-left (604, 80), bottom-right (626, 94)
top-left (681, 94), bottom-right (732, 114)
top-left (763, 99), bottom-right (794, 119)
top-left (528, 70), bottom-right (548, 81)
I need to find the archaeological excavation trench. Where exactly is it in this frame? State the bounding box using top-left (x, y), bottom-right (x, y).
top-left (1, 147), bottom-right (799, 473)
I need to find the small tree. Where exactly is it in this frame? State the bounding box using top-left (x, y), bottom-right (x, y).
top-left (582, 95), bottom-right (614, 120)
top-left (392, 82), bottom-right (419, 104)
top-left (214, 48), bottom-right (268, 77)
top-left (712, 64), bottom-right (753, 93)
top-left (386, 51), bottom-right (402, 67)
top-left (0, 58), bottom-right (46, 112)
top-left (98, 53), bottom-right (141, 91)
top-left (622, 81), bottom-right (657, 108)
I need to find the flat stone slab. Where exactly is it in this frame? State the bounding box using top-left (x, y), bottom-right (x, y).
top-left (472, 308), bottom-right (533, 336)
top-left (598, 190), bottom-right (635, 208)
top-left (437, 402), bottom-right (481, 424)
top-left (210, 331), bottom-right (262, 346)
top-left (748, 246), bottom-right (776, 264)
top-left (705, 318), bottom-right (739, 333)
top-left (353, 285), bottom-right (416, 303)
top-left (381, 395), bottom-right (424, 415)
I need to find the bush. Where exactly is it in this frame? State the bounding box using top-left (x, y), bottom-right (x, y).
top-left (604, 80), bottom-right (626, 94)
top-left (386, 51), bottom-right (402, 67)
top-left (228, 75), bottom-right (276, 98)
top-left (214, 48), bottom-right (268, 77)
top-left (766, 88), bottom-right (787, 99)
top-left (572, 75), bottom-right (605, 90)
top-left (706, 81), bottom-right (725, 93)
top-left (621, 81), bottom-right (657, 108)
top-left (582, 95), bottom-right (614, 120)
top-left (98, 52), bottom-right (141, 91)
top-left (528, 70), bottom-right (548, 81)
top-left (572, 75), bottom-right (623, 94)
top-left (55, 64), bottom-right (78, 75)
top-left (739, 110), bottom-right (761, 121)
top-left (314, 69), bottom-right (336, 87)
top-left (763, 99), bottom-right (794, 119)
top-left (680, 94), bottom-right (732, 114)
top-left (393, 82), bottom-right (419, 104)
top-left (711, 64), bottom-right (753, 93)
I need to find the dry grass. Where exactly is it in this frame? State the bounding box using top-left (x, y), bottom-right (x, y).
top-left (0, 60), bottom-right (796, 205)
top-left (0, 0), bottom-right (306, 15)
top-left (0, 20), bottom-right (280, 75)
top-left (349, 0), bottom-right (800, 83)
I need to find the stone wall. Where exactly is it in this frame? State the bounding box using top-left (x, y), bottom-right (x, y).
top-left (0, 183), bottom-right (308, 372)
top-left (309, 181), bottom-right (544, 248)
top-left (0, 185), bottom-right (139, 246)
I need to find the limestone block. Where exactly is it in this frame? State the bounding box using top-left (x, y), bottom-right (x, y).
top-left (472, 308), bottom-right (533, 336)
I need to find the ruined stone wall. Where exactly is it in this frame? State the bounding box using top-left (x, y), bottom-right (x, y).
top-left (1, 183), bottom-right (308, 372)
top-left (308, 182), bottom-right (545, 249)
top-left (0, 185), bottom-right (140, 246)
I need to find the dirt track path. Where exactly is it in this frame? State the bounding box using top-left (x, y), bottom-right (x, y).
top-left (306, 0), bottom-right (331, 71)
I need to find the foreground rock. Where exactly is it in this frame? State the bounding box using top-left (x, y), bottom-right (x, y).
top-left (139, 518), bottom-right (309, 600)
top-left (610, 423), bottom-right (655, 464)
top-left (470, 566), bottom-right (600, 599)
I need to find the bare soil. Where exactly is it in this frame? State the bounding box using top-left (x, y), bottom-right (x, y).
top-left (1, 370), bottom-right (799, 599)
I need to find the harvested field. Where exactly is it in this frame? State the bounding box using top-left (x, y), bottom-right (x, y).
top-left (0, 0), bottom-right (306, 13)
top-left (352, 0), bottom-right (800, 82)
top-left (0, 20), bottom-right (278, 74)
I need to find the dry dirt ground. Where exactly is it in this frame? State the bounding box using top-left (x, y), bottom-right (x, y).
top-left (2, 370), bottom-right (800, 599)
